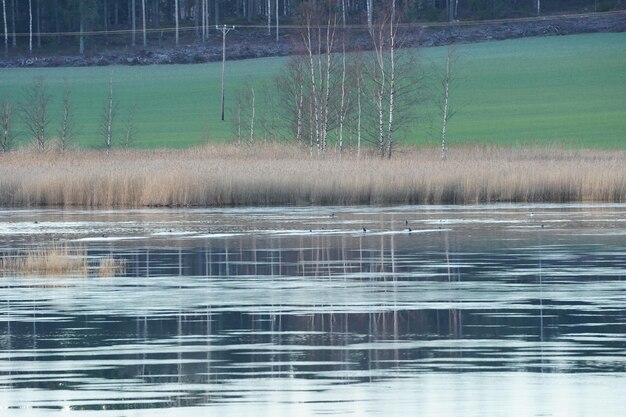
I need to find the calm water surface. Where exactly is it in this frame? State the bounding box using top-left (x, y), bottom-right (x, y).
top-left (0, 204), bottom-right (625, 416)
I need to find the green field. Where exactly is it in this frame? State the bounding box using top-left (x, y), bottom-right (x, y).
top-left (0, 32), bottom-right (624, 148)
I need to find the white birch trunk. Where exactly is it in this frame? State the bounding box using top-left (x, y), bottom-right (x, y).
top-left (28, 0), bottom-right (32, 53)
top-left (175, 0), bottom-right (179, 45)
top-left (338, 41), bottom-right (346, 153)
top-left (536, 0), bottom-right (540, 16)
top-left (79, 14), bottom-right (84, 55)
top-left (296, 83), bottom-right (303, 143)
top-left (304, 22), bottom-right (320, 152)
top-left (132, 0), bottom-right (136, 47)
top-left (357, 71), bottom-right (362, 158)
top-left (141, 0), bottom-right (147, 47)
top-left (267, 0), bottom-right (270, 35)
top-left (106, 78), bottom-right (114, 151)
top-left (36, 0), bottom-right (40, 48)
top-left (366, 0), bottom-right (372, 34)
top-left (10, 0), bottom-right (14, 47)
top-left (321, 17), bottom-right (336, 152)
top-left (386, 1), bottom-right (396, 159)
top-left (2, 0), bottom-right (7, 57)
top-left (275, 0), bottom-right (278, 41)
top-left (441, 46), bottom-right (452, 160)
top-left (250, 87), bottom-right (255, 142)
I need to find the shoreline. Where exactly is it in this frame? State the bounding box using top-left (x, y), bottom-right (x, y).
top-left (1, 144), bottom-right (624, 208)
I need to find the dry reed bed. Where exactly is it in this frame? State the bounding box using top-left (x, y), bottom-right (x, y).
top-left (0, 144), bottom-right (625, 207)
top-left (0, 245), bottom-right (126, 277)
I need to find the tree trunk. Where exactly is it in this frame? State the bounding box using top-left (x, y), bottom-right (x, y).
top-left (175, 0), bottom-right (179, 45)
top-left (36, 0), bottom-right (40, 48)
top-left (366, 0), bottom-right (372, 34)
top-left (441, 46), bottom-right (451, 160)
top-left (214, 0), bottom-right (219, 26)
top-left (131, 0), bottom-right (136, 47)
top-left (275, 0), bottom-right (279, 41)
top-left (536, 0), bottom-right (540, 16)
top-left (267, 0), bottom-right (270, 35)
top-left (79, 4), bottom-right (84, 55)
top-left (250, 87), bottom-right (255, 142)
top-left (10, 0), bottom-right (14, 48)
top-left (28, 0), bottom-right (32, 53)
top-left (141, 0), bottom-right (147, 47)
top-left (104, 0), bottom-right (109, 44)
top-left (2, 0), bottom-right (7, 57)
top-left (386, 0), bottom-right (397, 159)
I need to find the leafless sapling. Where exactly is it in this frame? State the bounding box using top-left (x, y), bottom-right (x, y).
top-left (58, 82), bottom-right (77, 152)
top-left (123, 104), bottom-right (137, 148)
top-left (100, 77), bottom-right (117, 152)
top-left (1, 101), bottom-right (15, 152)
top-left (20, 77), bottom-right (51, 151)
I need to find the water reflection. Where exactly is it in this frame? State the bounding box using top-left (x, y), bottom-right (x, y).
top-left (1, 205), bottom-right (626, 415)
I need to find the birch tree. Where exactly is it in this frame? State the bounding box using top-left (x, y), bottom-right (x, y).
top-left (100, 77), bottom-right (117, 152)
top-left (59, 82), bottom-right (76, 152)
top-left (131, 0), bottom-right (136, 47)
top-left (0, 101), bottom-right (14, 152)
top-left (21, 78), bottom-right (51, 151)
top-left (439, 45), bottom-right (461, 160)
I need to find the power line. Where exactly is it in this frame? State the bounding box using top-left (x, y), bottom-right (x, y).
top-left (6, 10), bottom-right (625, 38)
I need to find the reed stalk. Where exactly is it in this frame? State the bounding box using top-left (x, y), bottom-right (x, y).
top-left (0, 143), bottom-right (624, 207)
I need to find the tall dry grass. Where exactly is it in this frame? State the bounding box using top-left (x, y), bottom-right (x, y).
top-left (0, 245), bottom-right (127, 277)
top-left (0, 143), bottom-right (625, 207)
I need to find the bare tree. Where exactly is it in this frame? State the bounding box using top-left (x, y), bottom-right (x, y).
top-left (0, 101), bottom-right (14, 152)
top-left (439, 45), bottom-right (461, 160)
top-left (364, 0), bottom-right (420, 158)
top-left (123, 104), bottom-right (137, 147)
top-left (21, 78), bottom-right (51, 151)
top-left (100, 77), bottom-right (117, 152)
top-left (59, 82), bottom-right (76, 152)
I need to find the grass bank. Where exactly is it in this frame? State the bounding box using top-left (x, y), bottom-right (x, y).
top-left (1, 144), bottom-right (625, 207)
top-left (0, 32), bottom-right (624, 148)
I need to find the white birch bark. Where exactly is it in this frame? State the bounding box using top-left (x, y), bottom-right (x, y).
top-left (366, 0), bottom-right (372, 34)
top-left (275, 0), bottom-right (278, 41)
top-left (356, 71), bottom-right (362, 158)
top-left (2, 0), bottom-right (7, 57)
top-left (250, 87), bottom-right (255, 142)
top-left (175, 0), bottom-right (179, 45)
top-left (141, 0), bottom-right (147, 47)
top-left (105, 77), bottom-right (114, 151)
top-left (267, 0), bottom-right (270, 35)
top-left (386, 0), bottom-right (397, 159)
top-left (440, 46), bottom-right (452, 160)
top-left (132, 0), bottom-right (136, 47)
top-left (28, 0), bottom-right (32, 53)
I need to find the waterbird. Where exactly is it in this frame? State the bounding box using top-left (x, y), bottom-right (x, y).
top-left (405, 219), bottom-right (409, 225)
top-left (362, 227), bottom-right (367, 232)
top-left (330, 213), bottom-right (336, 218)
top-left (407, 227), bottom-right (412, 233)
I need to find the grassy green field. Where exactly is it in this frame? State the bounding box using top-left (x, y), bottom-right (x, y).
top-left (0, 32), bottom-right (624, 148)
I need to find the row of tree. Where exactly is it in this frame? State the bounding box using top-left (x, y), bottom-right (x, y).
top-left (2, 2), bottom-right (458, 159)
top-left (232, 1), bottom-right (459, 159)
top-left (1, 77), bottom-right (136, 153)
top-left (2, 0), bottom-right (622, 56)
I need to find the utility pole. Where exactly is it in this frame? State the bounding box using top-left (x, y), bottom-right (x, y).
top-left (216, 24), bottom-right (235, 121)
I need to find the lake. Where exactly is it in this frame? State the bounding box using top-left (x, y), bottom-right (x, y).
top-left (1, 205), bottom-right (625, 416)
